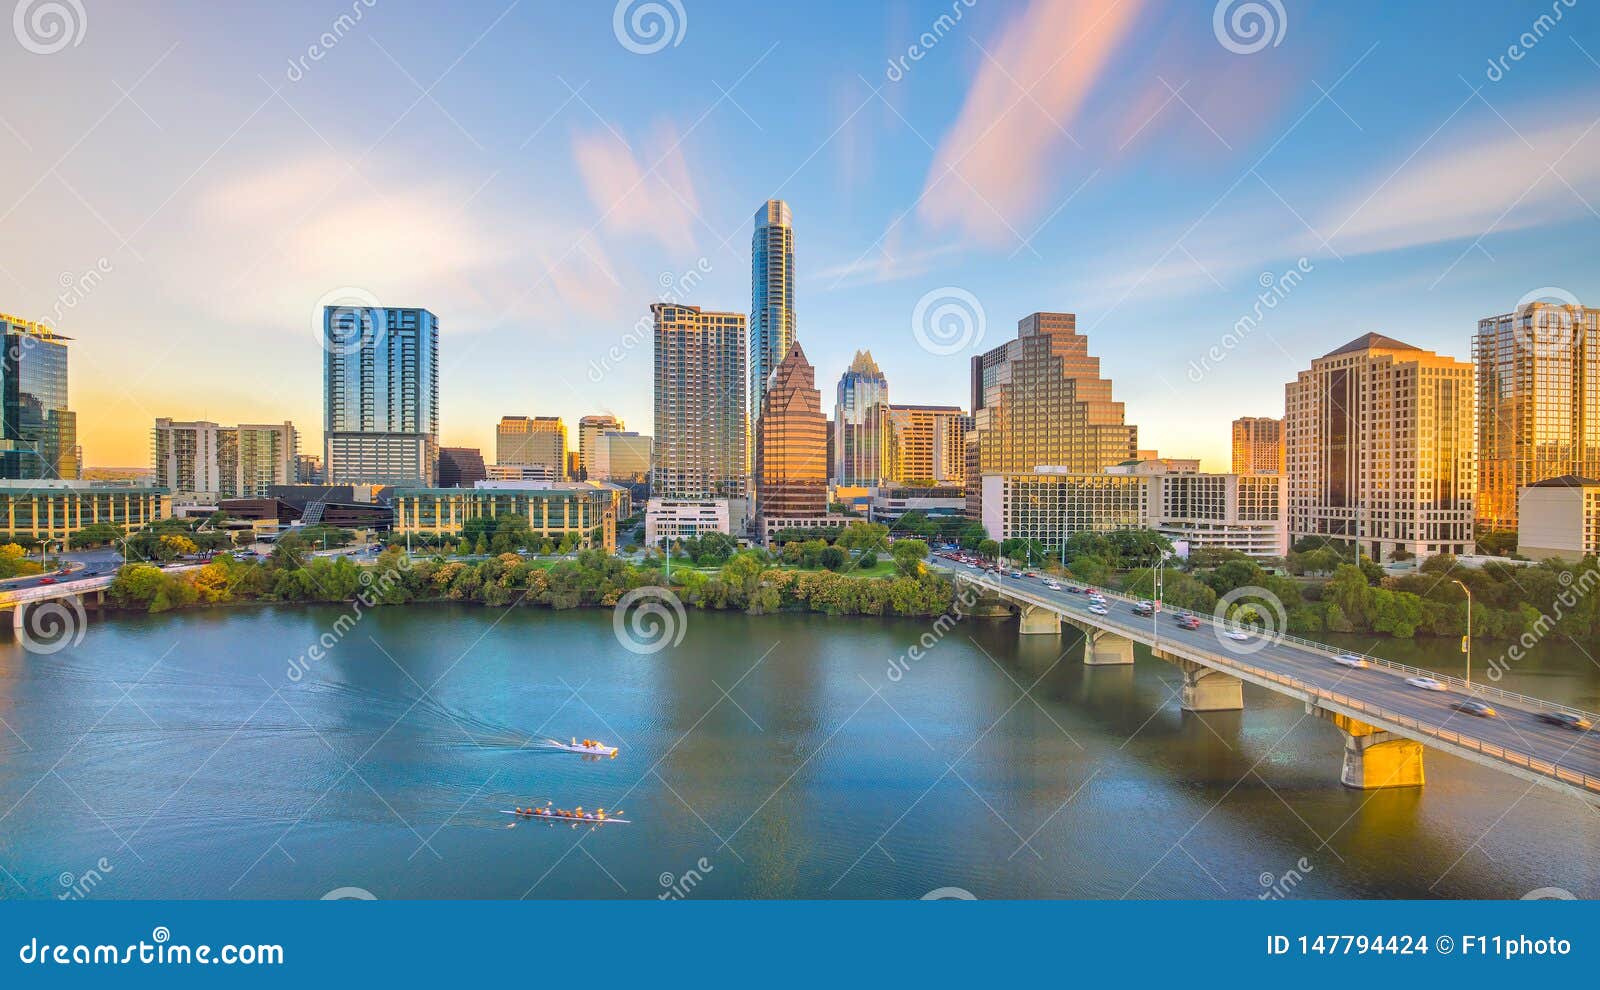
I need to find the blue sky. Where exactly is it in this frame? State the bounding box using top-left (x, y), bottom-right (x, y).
top-left (1, 0), bottom-right (1597, 468)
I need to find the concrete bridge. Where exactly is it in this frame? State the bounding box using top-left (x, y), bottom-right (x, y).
top-left (938, 562), bottom-right (1600, 801)
top-left (0, 564), bottom-right (204, 636)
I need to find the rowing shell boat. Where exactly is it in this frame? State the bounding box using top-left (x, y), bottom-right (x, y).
top-left (550, 739), bottom-right (619, 757)
top-left (498, 810), bottom-right (632, 824)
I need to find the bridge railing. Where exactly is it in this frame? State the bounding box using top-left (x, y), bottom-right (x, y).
top-left (940, 562), bottom-right (1600, 723)
top-left (938, 564), bottom-right (1600, 794)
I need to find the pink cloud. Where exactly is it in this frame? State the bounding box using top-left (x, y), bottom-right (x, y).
top-left (572, 121), bottom-right (702, 258)
top-left (918, 0), bottom-right (1146, 245)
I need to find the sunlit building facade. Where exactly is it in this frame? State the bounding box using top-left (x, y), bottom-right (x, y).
top-left (497, 416), bottom-right (567, 479)
top-left (577, 414), bottom-right (623, 480)
top-left (749, 199), bottom-right (795, 472)
top-left (390, 485), bottom-right (616, 552)
top-left (755, 341), bottom-right (828, 522)
top-left (888, 404), bottom-right (969, 485)
top-left (967, 312), bottom-right (1138, 519)
top-left (1, 314), bottom-right (78, 481)
top-left (832, 350), bottom-right (891, 486)
top-left (1474, 301), bottom-right (1600, 532)
top-left (652, 303), bottom-right (747, 501)
top-left (1231, 416), bottom-right (1284, 475)
top-left (1286, 333), bottom-right (1475, 561)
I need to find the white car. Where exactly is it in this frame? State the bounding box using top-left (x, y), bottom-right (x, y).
top-left (1333, 653), bottom-right (1369, 669)
top-left (1045, 582), bottom-right (1062, 591)
top-left (1406, 676), bottom-right (1447, 692)
top-left (1224, 630), bottom-right (1251, 642)
top-left (1088, 604), bottom-right (1108, 615)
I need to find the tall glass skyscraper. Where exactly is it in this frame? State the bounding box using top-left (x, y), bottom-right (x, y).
top-left (832, 350), bottom-right (892, 486)
top-left (1475, 301), bottom-right (1600, 532)
top-left (653, 303), bottom-right (746, 500)
top-left (749, 200), bottom-right (794, 479)
top-left (1, 314), bottom-right (78, 480)
top-left (323, 306), bottom-right (439, 486)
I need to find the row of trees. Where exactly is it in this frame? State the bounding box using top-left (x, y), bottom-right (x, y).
top-left (106, 541), bottom-right (952, 618)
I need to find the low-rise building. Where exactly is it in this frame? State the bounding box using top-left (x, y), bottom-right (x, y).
top-left (645, 498), bottom-right (733, 546)
top-left (0, 479), bottom-right (170, 540)
top-left (1517, 476), bottom-right (1600, 561)
top-left (867, 485), bottom-right (966, 525)
top-left (980, 466), bottom-right (1288, 559)
top-left (391, 485), bottom-right (617, 552)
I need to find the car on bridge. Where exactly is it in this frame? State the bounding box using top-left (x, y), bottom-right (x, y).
top-left (1451, 700), bottom-right (1498, 718)
top-left (1088, 604), bottom-right (1108, 615)
top-left (1536, 711), bottom-right (1592, 731)
top-left (1405, 676), bottom-right (1448, 692)
top-left (1333, 653), bottom-right (1370, 669)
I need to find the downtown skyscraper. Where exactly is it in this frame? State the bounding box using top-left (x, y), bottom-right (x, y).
top-left (652, 303), bottom-right (747, 500)
top-left (323, 306), bottom-right (439, 487)
top-left (1474, 300), bottom-right (1600, 532)
top-left (965, 312), bottom-right (1138, 518)
top-left (749, 200), bottom-right (795, 476)
top-left (1285, 333), bottom-right (1475, 561)
top-left (833, 350), bottom-right (892, 487)
top-left (754, 341), bottom-right (827, 523)
top-left (1, 313), bottom-right (78, 480)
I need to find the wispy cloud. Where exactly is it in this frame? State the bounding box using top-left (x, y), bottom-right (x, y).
top-left (572, 121), bottom-right (702, 257)
top-left (917, 0), bottom-right (1146, 245)
top-left (1321, 102), bottom-right (1600, 257)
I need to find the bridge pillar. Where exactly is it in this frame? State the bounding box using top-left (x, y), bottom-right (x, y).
top-left (1313, 708), bottom-right (1424, 789)
top-left (1177, 660), bottom-right (1243, 712)
top-left (1083, 630), bottom-right (1135, 666)
top-left (1017, 604), bottom-right (1060, 635)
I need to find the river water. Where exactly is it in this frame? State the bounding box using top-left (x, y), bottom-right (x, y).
top-left (0, 604), bottom-right (1595, 900)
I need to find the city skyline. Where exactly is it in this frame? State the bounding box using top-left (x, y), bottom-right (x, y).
top-left (2, 2), bottom-right (1596, 469)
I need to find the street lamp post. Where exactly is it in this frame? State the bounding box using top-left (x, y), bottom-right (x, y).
top-left (1452, 579), bottom-right (1472, 688)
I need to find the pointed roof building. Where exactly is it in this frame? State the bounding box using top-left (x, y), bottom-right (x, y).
top-left (755, 341), bottom-right (828, 523)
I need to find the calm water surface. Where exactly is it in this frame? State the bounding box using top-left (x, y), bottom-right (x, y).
top-left (0, 604), bottom-right (1596, 899)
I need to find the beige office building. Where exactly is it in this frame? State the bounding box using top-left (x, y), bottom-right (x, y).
top-left (888, 404), bottom-right (969, 485)
top-left (577, 414), bottom-right (623, 479)
top-left (1475, 301), bottom-right (1600, 533)
top-left (1231, 416), bottom-right (1285, 475)
top-left (496, 416), bottom-right (567, 480)
top-left (1285, 333), bottom-right (1475, 561)
top-left (966, 312), bottom-right (1138, 518)
top-left (1516, 475), bottom-right (1600, 561)
top-left (651, 303), bottom-right (746, 500)
top-left (594, 431), bottom-right (653, 484)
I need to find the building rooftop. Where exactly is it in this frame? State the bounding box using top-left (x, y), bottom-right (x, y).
top-left (1324, 332), bottom-right (1424, 357)
top-left (1528, 475), bottom-right (1600, 488)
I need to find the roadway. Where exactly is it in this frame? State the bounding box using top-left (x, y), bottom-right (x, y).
top-left (933, 559), bottom-right (1600, 798)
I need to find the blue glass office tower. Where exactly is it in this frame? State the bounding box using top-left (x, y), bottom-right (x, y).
top-left (0, 314), bottom-right (78, 480)
top-left (749, 200), bottom-right (795, 482)
top-left (323, 306), bottom-right (439, 486)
